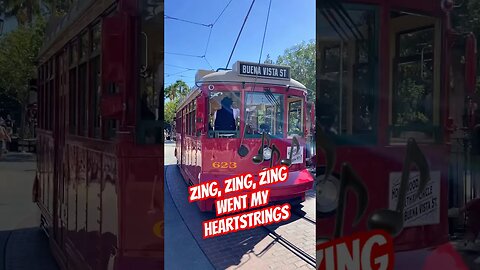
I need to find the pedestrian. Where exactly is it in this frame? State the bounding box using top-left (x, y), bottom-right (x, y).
top-left (5, 114), bottom-right (13, 135)
top-left (0, 124), bottom-right (11, 157)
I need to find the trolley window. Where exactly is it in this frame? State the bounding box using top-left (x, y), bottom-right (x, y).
top-left (287, 98), bottom-right (303, 137)
top-left (208, 91), bottom-right (241, 138)
top-left (90, 56), bottom-right (101, 138)
top-left (245, 92), bottom-right (284, 138)
top-left (136, 1), bottom-right (163, 144)
top-left (389, 12), bottom-right (439, 143)
top-left (317, 4), bottom-right (378, 145)
top-left (63, 23), bottom-right (106, 139)
top-left (78, 63), bottom-right (87, 136)
top-left (89, 23), bottom-right (102, 138)
top-left (69, 67), bottom-right (77, 134)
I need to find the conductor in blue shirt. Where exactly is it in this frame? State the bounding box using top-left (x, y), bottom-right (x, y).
top-left (214, 97), bottom-right (236, 131)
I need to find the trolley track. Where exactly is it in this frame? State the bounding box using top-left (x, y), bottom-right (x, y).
top-left (291, 208), bottom-right (316, 225)
top-left (261, 205), bottom-right (317, 268)
top-left (262, 224), bottom-right (316, 268)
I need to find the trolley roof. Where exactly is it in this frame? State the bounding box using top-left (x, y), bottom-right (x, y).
top-left (196, 61), bottom-right (308, 90)
top-left (177, 61), bottom-right (308, 110)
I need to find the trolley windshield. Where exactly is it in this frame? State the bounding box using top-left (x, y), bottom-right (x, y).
top-left (208, 89), bottom-right (304, 139)
top-left (245, 92), bottom-right (284, 138)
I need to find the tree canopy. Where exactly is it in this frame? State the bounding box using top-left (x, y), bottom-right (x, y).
top-left (0, 17), bottom-right (45, 104)
top-left (165, 80), bottom-right (190, 101)
top-left (1, 0), bottom-right (71, 25)
top-left (164, 80), bottom-right (190, 126)
top-left (275, 40), bottom-right (315, 101)
top-left (164, 99), bottom-right (179, 126)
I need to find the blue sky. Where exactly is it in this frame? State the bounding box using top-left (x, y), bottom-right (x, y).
top-left (164, 0), bottom-right (315, 88)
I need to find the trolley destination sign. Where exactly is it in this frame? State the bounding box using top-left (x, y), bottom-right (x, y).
top-left (237, 61), bottom-right (290, 80)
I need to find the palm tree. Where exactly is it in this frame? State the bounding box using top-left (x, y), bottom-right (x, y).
top-left (165, 80), bottom-right (190, 101)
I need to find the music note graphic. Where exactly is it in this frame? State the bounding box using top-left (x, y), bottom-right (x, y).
top-left (252, 132), bottom-right (301, 168)
top-left (334, 163), bottom-right (369, 238)
top-left (252, 132), bottom-right (271, 164)
top-left (367, 138), bottom-right (430, 237)
top-left (281, 136), bottom-right (300, 167)
top-left (269, 144), bottom-right (281, 168)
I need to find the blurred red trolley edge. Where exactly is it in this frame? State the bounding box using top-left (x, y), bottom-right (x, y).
top-left (33, 0), bottom-right (164, 269)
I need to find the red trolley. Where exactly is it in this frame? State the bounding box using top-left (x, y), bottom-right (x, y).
top-left (34, 0), bottom-right (164, 269)
top-left (175, 61), bottom-right (315, 212)
top-left (317, 0), bottom-right (477, 254)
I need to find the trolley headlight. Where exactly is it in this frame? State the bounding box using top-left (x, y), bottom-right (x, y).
top-left (263, 147), bottom-right (272, 160)
top-left (316, 174), bottom-right (340, 214)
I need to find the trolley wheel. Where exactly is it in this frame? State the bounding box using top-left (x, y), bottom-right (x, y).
top-left (316, 170), bottom-right (341, 218)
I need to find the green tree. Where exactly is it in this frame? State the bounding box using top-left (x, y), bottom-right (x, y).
top-left (1, 0), bottom-right (40, 24)
top-left (264, 54), bottom-right (274, 64)
top-left (164, 99), bottom-right (179, 125)
top-left (165, 80), bottom-right (190, 101)
top-left (0, 0), bottom-right (71, 25)
top-left (0, 17), bottom-right (46, 137)
top-left (45, 0), bottom-right (72, 16)
top-left (276, 40), bottom-right (315, 100)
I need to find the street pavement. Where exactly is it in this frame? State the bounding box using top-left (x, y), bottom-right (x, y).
top-left (0, 152), bottom-right (40, 230)
top-left (0, 152), bottom-right (58, 270)
top-left (164, 141), bottom-right (215, 270)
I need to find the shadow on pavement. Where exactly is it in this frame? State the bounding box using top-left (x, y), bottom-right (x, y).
top-left (0, 227), bottom-right (58, 270)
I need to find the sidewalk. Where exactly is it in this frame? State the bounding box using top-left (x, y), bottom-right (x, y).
top-left (0, 152), bottom-right (39, 230)
top-left (0, 228), bottom-right (58, 270)
top-left (164, 172), bottom-right (215, 270)
top-left (0, 152), bottom-right (58, 269)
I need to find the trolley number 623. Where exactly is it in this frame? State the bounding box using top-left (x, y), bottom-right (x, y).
top-left (212, 162), bottom-right (237, 169)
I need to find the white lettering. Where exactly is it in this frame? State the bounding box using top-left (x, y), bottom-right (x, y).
top-left (224, 174), bottom-right (253, 194)
top-left (250, 190), bottom-right (269, 207)
top-left (362, 234), bottom-right (388, 270)
top-left (336, 240), bottom-right (360, 270)
top-left (216, 195), bottom-right (248, 215)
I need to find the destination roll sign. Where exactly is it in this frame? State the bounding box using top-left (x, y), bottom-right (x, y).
top-left (237, 61), bottom-right (290, 80)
